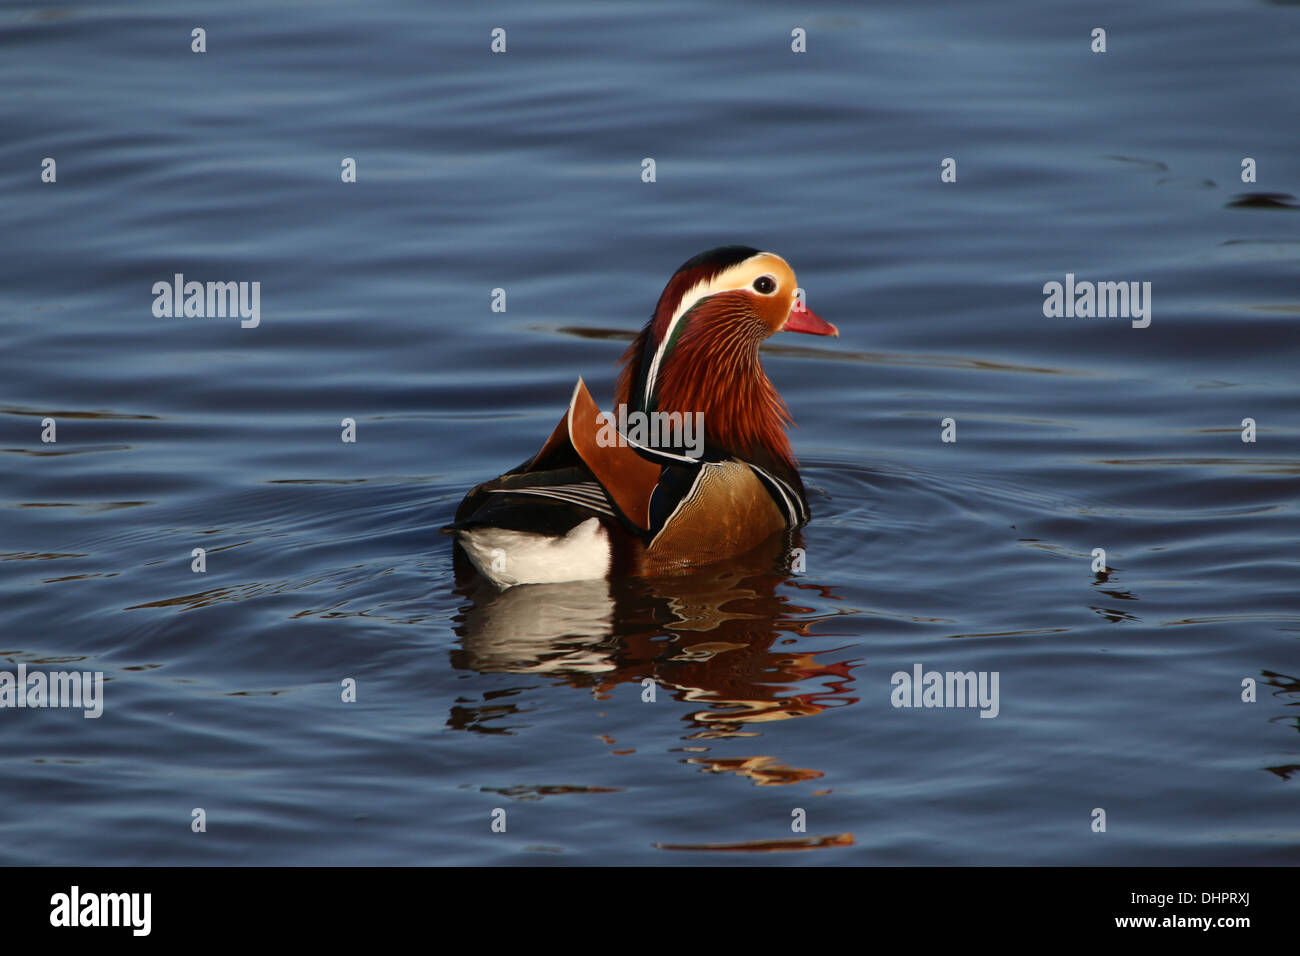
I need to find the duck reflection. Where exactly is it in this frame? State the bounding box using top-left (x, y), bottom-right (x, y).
top-left (447, 533), bottom-right (858, 785)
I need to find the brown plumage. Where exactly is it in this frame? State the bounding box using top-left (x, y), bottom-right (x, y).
top-left (617, 291), bottom-right (797, 474)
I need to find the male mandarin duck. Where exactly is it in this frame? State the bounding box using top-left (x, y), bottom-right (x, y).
top-left (444, 246), bottom-right (838, 588)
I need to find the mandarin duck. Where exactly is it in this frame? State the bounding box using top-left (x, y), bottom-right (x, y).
top-left (444, 246), bottom-right (838, 588)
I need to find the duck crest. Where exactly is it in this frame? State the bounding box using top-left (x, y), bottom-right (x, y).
top-left (621, 246), bottom-right (760, 411)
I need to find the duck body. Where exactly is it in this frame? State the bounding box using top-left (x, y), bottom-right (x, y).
top-left (445, 246), bottom-right (837, 589)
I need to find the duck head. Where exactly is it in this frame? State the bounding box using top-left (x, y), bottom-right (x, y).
top-left (615, 245), bottom-right (837, 472)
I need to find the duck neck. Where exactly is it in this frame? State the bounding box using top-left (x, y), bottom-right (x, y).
top-left (617, 306), bottom-right (796, 475)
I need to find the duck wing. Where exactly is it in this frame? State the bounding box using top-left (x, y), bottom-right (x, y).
top-left (445, 378), bottom-right (662, 536)
top-left (444, 379), bottom-right (801, 560)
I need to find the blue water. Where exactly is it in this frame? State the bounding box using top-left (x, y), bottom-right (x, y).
top-left (1, 0), bottom-right (1298, 864)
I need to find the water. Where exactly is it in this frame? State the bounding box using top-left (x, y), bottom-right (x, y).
top-left (1, 0), bottom-right (1297, 865)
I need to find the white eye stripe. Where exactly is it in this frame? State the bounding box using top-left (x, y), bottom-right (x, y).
top-left (644, 253), bottom-right (774, 405)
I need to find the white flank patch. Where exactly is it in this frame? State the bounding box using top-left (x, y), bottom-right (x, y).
top-left (458, 517), bottom-right (611, 589)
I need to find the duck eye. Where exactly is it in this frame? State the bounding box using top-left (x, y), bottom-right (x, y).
top-left (753, 275), bottom-right (776, 294)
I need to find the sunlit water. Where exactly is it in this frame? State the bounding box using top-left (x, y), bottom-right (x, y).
top-left (2, 0), bottom-right (1297, 864)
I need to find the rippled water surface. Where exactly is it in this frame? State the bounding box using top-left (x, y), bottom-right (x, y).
top-left (2, 0), bottom-right (1298, 865)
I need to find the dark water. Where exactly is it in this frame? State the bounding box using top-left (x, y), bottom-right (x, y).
top-left (2, 0), bottom-right (1297, 865)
